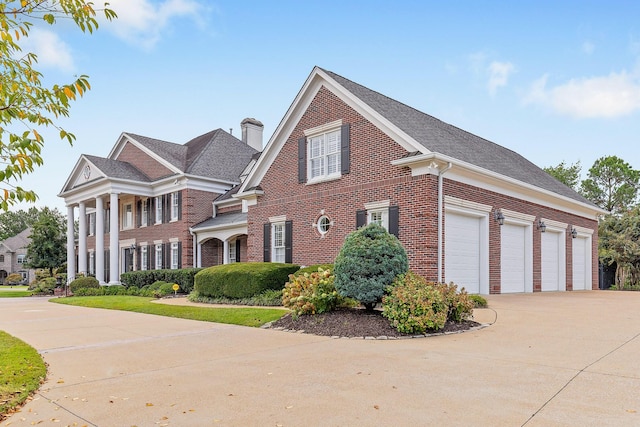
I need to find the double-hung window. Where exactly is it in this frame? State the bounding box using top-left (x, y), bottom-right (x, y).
top-left (141, 200), bottom-right (148, 227)
top-left (308, 129), bottom-right (341, 181)
top-left (272, 223), bottom-right (285, 263)
top-left (155, 196), bottom-right (162, 224)
top-left (141, 245), bottom-right (148, 270)
top-left (171, 192), bottom-right (179, 221)
top-left (122, 203), bottom-right (133, 229)
top-left (228, 240), bottom-right (237, 264)
top-left (17, 254), bottom-right (25, 264)
top-left (89, 213), bottom-right (96, 236)
top-left (170, 242), bottom-right (179, 270)
top-left (155, 244), bottom-right (163, 269)
top-left (368, 209), bottom-right (389, 231)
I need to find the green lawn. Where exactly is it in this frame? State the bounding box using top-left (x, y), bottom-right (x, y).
top-left (0, 331), bottom-right (46, 419)
top-left (0, 286), bottom-right (31, 298)
top-left (52, 296), bottom-right (288, 327)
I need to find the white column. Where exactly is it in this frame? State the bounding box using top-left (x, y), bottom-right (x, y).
top-left (95, 196), bottom-right (105, 284)
top-left (66, 206), bottom-right (76, 283)
top-left (223, 239), bottom-right (230, 265)
top-left (109, 193), bottom-right (119, 284)
top-left (78, 202), bottom-right (87, 275)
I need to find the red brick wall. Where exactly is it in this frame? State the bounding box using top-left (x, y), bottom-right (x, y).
top-left (116, 142), bottom-right (173, 180)
top-left (247, 85), bottom-right (600, 293)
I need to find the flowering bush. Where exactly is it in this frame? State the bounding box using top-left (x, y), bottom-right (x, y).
top-left (382, 272), bottom-right (474, 334)
top-left (282, 268), bottom-right (341, 318)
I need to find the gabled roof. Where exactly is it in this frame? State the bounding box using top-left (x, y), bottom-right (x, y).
top-left (239, 66), bottom-right (600, 213)
top-left (84, 155), bottom-right (152, 182)
top-left (124, 133), bottom-right (188, 171)
top-left (1, 228), bottom-right (31, 252)
top-left (321, 69), bottom-right (593, 206)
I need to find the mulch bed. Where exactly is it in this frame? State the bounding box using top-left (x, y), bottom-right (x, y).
top-left (268, 307), bottom-right (480, 338)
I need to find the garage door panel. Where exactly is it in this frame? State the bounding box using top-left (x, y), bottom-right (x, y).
top-left (572, 237), bottom-right (589, 290)
top-left (445, 212), bottom-right (480, 294)
top-left (542, 231), bottom-right (562, 292)
top-left (501, 223), bottom-right (526, 293)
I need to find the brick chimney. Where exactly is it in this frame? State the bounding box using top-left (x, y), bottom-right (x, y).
top-left (241, 118), bottom-right (263, 151)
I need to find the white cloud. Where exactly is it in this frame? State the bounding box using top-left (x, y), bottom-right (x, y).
top-left (20, 28), bottom-right (75, 72)
top-left (487, 61), bottom-right (515, 96)
top-left (582, 41), bottom-right (595, 55)
top-left (104, 0), bottom-right (207, 50)
top-left (523, 70), bottom-right (640, 118)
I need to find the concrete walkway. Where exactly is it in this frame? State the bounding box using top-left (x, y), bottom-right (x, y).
top-left (0, 291), bottom-right (639, 426)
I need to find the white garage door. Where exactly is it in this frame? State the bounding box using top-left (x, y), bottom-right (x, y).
top-left (542, 231), bottom-right (563, 291)
top-left (445, 212), bottom-right (481, 294)
top-left (501, 223), bottom-right (526, 293)
top-left (572, 236), bottom-right (590, 290)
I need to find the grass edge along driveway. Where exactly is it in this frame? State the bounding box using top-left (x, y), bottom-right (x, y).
top-left (0, 331), bottom-right (47, 421)
top-left (51, 296), bottom-right (288, 327)
top-left (0, 286), bottom-right (31, 298)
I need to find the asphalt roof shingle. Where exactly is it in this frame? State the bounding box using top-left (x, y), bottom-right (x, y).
top-left (322, 68), bottom-right (595, 206)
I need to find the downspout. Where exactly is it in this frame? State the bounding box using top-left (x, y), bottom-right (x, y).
top-left (437, 162), bottom-right (453, 283)
top-left (189, 228), bottom-right (198, 268)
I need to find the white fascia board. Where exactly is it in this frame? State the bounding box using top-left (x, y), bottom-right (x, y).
top-left (393, 152), bottom-right (606, 220)
top-left (233, 188), bottom-right (264, 207)
top-left (192, 223), bottom-right (248, 244)
top-left (214, 197), bottom-right (242, 208)
top-left (58, 155), bottom-right (87, 195)
top-left (239, 67), bottom-right (426, 194)
top-left (109, 133), bottom-right (182, 174)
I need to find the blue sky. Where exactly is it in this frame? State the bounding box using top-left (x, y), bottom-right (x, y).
top-left (12, 0), bottom-right (640, 212)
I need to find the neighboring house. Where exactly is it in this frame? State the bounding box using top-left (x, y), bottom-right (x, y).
top-left (233, 67), bottom-right (606, 294)
top-left (58, 119), bottom-right (263, 284)
top-left (0, 228), bottom-right (35, 285)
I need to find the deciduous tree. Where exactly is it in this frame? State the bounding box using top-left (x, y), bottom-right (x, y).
top-left (26, 207), bottom-right (66, 277)
top-left (0, 1), bottom-right (116, 209)
top-left (543, 160), bottom-right (581, 191)
top-left (0, 206), bottom-right (40, 239)
top-left (580, 155), bottom-right (639, 214)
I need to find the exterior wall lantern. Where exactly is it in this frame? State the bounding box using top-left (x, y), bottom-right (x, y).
top-left (537, 220), bottom-right (546, 233)
top-left (571, 227), bottom-right (578, 238)
top-left (494, 209), bottom-right (505, 226)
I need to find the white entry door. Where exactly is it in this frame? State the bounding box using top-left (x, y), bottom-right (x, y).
top-left (445, 212), bottom-right (481, 294)
top-left (572, 236), bottom-right (591, 290)
top-left (501, 223), bottom-right (527, 293)
top-left (542, 231), bottom-right (564, 291)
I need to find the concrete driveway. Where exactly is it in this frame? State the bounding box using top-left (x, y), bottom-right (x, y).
top-left (1, 291), bottom-right (639, 426)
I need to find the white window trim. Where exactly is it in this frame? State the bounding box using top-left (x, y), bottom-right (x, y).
top-left (229, 239), bottom-right (237, 263)
top-left (17, 254), bottom-right (25, 264)
top-left (155, 196), bottom-right (163, 224)
top-left (271, 222), bottom-right (285, 263)
top-left (141, 245), bottom-right (148, 271)
top-left (122, 203), bottom-right (133, 230)
top-left (306, 123), bottom-right (342, 184)
top-left (141, 199), bottom-right (148, 227)
top-left (170, 192), bottom-right (179, 222)
top-left (155, 243), bottom-right (163, 269)
top-left (170, 242), bottom-right (179, 270)
top-left (368, 208), bottom-right (389, 231)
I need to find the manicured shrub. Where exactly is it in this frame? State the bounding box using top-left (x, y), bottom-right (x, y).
top-left (194, 262), bottom-right (299, 299)
top-left (382, 272), bottom-right (474, 334)
top-left (69, 276), bottom-right (100, 293)
top-left (29, 277), bottom-right (57, 294)
top-left (283, 267), bottom-right (341, 318)
top-left (5, 273), bottom-right (24, 285)
top-left (294, 264), bottom-right (334, 277)
top-left (334, 223), bottom-right (408, 310)
top-left (468, 294), bottom-right (487, 308)
top-left (188, 288), bottom-right (284, 306)
top-left (120, 268), bottom-right (202, 293)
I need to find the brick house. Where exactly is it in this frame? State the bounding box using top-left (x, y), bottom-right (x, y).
top-left (0, 228), bottom-right (35, 285)
top-left (235, 67), bottom-right (606, 294)
top-left (59, 120), bottom-right (262, 284)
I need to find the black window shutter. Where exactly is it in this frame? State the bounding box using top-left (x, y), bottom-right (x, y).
top-left (177, 191), bottom-right (182, 220)
top-left (263, 223), bottom-right (271, 262)
top-left (178, 242), bottom-right (182, 269)
top-left (341, 123), bottom-right (350, 174)
top-left (235, 239), bottom-right (241, 262)
top-left (150, 245), bottom-right (155, 270)
top-left (104, 250), bottom-right (110, 282)
top-left (298, 137), bottom-right (306, 184)
top-left (285, 220), bottom-right (293, 264)
top-left (149, 198), bottom-right (155, 223)
top-left (136, 246), bottom-right (141, 270)
top-left (136, 200), bottom-right (142, 227)
top-left (104, 209), bottom-right (110, 233)
top-left (389, 206), bottom-right (400, 237)
top-left (86, 214), bottom-right (90, 235)
top-left (163, 195), bottom-right (170, 223)
top-left (163, 243), bottom-right (170, 269)
top-left (356, 210), bottom-right (366, 229)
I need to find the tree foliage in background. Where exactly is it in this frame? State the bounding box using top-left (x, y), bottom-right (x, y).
top-left (0, 1), bottom-right (116, 210)
top-left (580, 155), bottom-right (639, 214)
top-left (26, 206), bottom-right (66, 277)
top-left (543, 160), bottom-right (581, 191)
top-left (0, 206), bottom-right (40, 239)
top-left (599, 207), bottom-right (640, 289)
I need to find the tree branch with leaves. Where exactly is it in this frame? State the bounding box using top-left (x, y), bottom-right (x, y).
top-left (0, 1), bottom-right (116, 209)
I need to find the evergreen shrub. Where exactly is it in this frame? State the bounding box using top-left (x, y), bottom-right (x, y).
top-left (69, 276), bottom-right (100, 293)
top-left (194, 262), bottom-right (299, 299)
top-left (334, 223), bottom-right (408, 310)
